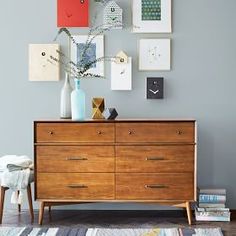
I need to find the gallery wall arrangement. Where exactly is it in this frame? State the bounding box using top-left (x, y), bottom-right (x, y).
top-left (1, 0), bottom-right (236, 212)
top-left (28, 0), bottom-right (172, 120)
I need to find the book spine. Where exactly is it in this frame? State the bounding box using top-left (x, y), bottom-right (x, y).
top-left (199, 194), bottom-right (226, 203)
top-left (199, 189), bottom-right (226, 195)
top-left (195, 211), bottom-right (230, 217)
top-left (195, 215), bottom-right (230, 222)
top-left (198, 203), bottom-right (225, 208)
top-left (197, 208), bottom-right (230, 212)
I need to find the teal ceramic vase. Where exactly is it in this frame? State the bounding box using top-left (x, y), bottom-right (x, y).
top-left (71, 79), bottom-right (86, 120)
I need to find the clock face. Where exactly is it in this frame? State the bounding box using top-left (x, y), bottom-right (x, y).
top-left (146, 77), bottom-right (164, 99)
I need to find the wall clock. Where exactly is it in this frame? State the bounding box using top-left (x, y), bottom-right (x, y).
top-left (57, 0), bottom-right (89, 27)
top-left (111, 51), bottom-right (132, 90)
top-left (104, 1), bottom-right (123, 29)
top-left (139, 38), bottom-right (171, 71)
top-left (146, 77), bottom-right (164, 99)
top-left (29, 44), bottom-right (60, 81)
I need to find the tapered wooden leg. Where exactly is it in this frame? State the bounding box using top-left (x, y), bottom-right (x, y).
top-left (17, 191), bottom-right (21, 212)
top-left (38, 201), bottom-right (45, 225)
top-left (27, 185), bottom-right (34, 222)
top-left (186, 201), bottom-right (192, 225)
top-left (0, 187), bottom-right (6, 224)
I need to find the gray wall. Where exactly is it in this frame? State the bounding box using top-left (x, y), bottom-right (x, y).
top-left (0, 0), bottom-right (236, 210)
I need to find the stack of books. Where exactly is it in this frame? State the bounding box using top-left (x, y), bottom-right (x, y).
top-left (195, 188), bottom-right (231, 222)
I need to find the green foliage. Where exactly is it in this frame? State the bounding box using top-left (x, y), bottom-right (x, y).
top-left (51, 16), bottom-right (122, 79)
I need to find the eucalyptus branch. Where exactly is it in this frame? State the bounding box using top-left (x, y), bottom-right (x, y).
top-left (80, 22), bottom-right (122, 65)
top-left (49, 56), bottom-right (82, 79)
top-left (81, 56), bottom-right (116, 74)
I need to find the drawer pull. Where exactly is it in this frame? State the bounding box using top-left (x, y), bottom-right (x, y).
top-left (177, 130), bottom-right (183, 135)
top-left (97, 131), bottom-right (102, 135)
top-left (67, 157), bottom-right (88, 161)
top-left (146, 157), bottom-right (165, 161)
top-left (145, 184), bottom-right (168, 189)
top-left (128, 130), bottom-right (134, 135)
top-left (67, 184), bottom-right (88, 189)
top-left (48, 131), bottom-right (54, 135)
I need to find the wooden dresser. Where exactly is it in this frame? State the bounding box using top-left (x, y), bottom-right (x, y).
top-left (34, 119), bottom-right (197, 225)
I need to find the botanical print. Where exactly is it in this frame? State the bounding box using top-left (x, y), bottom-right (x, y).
top-left (142, 0), bottom-right (161, 21)
top-left (77, 43), bottom-right (96, 68)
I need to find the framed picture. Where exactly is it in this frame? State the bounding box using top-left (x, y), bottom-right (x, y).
top-left (139, 39), bottom-right (171, 71)
top-left (132, 0), bottom-right (172, 33)
top-left (70, 35), bottom-right (104, 76)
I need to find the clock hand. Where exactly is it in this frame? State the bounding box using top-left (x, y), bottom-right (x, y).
top-left (149, 89), bottom-right (159, 94)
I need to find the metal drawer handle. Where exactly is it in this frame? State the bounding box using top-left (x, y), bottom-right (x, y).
top-left (146, 157), bottom-right (165, 161)
top-left (145, 184), bottom-right (168, 189)
top-left (67, 184), bottom-right (88, 189)
top-left (67, 157), bottom-right (88, 161)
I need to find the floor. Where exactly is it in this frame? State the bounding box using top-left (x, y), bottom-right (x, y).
top-left (1, 210), bottom-right (235, 235)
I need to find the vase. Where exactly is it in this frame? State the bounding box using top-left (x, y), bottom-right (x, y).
top-left (60, 73), bottom-right (73, 119)
top-left (71, 79), bottom-right (86, 120)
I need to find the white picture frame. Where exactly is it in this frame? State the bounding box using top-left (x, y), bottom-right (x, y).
top-left (70, 35), bottom-right (104, 76)
top-left (139, 39), bottom-right (171, 71)
top-left (132, 0), bottom-right (172, 33)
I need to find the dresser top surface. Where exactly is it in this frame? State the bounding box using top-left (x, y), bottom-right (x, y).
top-left (34, 118), bottom-right (196, 123)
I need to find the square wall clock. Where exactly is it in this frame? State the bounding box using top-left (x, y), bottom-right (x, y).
top-left (29, 44), bottom-right (60, 81)
top-left (139, 38), bottom-right (171, 71)
top-left (146, 77), bottom-right (164, 99)
top-left (57, 0), bottom-right (89, 27)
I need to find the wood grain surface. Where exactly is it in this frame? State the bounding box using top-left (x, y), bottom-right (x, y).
top-left (116, 145), bottom-right (194, 173)
top-left (36, 123), bottom-right (115, 143)
top-left (37, 173), bottom-right (115, 200)
top-left (116, 122), bottom-right (195, 143)
top-left (37, 146), bottom-right (115, 173)
top-left (116, 173), bottom-right (194, 200)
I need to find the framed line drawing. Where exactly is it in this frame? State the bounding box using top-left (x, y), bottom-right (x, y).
top-left (132, 0), bottom-right (172, 33)
top-left (70, 35), bottom-right (104, 76)
top-left (139, 38), bottom-right (171, 71)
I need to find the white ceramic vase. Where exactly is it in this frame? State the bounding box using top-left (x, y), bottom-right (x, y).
top-left (60, 73), bottom-right (73, 119)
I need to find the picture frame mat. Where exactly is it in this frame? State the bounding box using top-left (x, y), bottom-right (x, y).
top-left (70, 35), bottom-right (104, 76)
top-left (132, 0), bottom-right (172, 33)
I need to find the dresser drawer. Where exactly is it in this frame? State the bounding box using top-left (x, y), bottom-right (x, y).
top-left (36, 123), bottom-right (115, 143)
top-left (116, 173), bottom-right (194, 200)
top-left (116, 146), bottom-right (194, 173)
top-left (116, 122), bottom-right (194, 143)
top-left (37, 146), bottom-right (114, 173)
top-left (37, 173), bottom-right (114, 200)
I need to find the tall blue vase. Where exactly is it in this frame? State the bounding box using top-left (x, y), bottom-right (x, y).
top-left (71, 79), bottom-right (86, 120)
